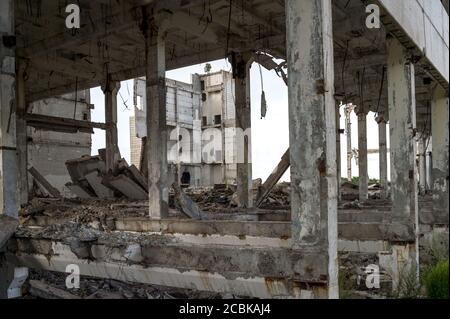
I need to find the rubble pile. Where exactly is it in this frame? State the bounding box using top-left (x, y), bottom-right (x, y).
top-left (19, 197), bottom-right (153, 225)
top-left (257, 182), bottom-right (291, 209)
top-left (184, 185), bottom-right (236, 213)
top-left (65, 154), bottom-right (148, 201)
top-left (24, 269), bottom-right (232, 299)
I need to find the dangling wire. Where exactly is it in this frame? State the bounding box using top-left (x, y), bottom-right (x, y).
top-left (73, 77), bottom-right (78, 119)
top-left (258, 56), bottom-right (267, 119)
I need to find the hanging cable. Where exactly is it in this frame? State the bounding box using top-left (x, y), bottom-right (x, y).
top-left (258, 55), bottom-right (267, 119)
top-left (73, 77), bottom-right (78, 119)
top-left (375, 65), bottom-right (386, 116)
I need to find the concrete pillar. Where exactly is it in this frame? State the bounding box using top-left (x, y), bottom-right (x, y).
top-left (16, 61), bottom-right (28, 206)
top-left (0, 0), bottom-right (19, 218)
top-left (143, 15), bottom-right (169, 219)
top-left (387, 36), bottom-right (418, 225)
top-left (355, 107), bottom-right (368, 201)
top-left (102, 80), bottom-right (121, 172)
top-left (426, 147), bottom-right (433, 191)
top-left (336, 102), bottom-right (341, 200)
top-left (376, 114), bottom-right (389, 199)
top-left (234, 53), bottom-right (253, 208)
top-left (344, 105), bottom-right (354, 181)
top-left (431, 86), bottom-right (449, 224)
top-left (417, 137), bottom-right (427, 196)
top-left (286, 0), bottom-right (338, 299)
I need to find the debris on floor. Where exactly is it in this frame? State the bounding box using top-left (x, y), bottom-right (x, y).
top-left (23, 269), bottom-right (242, 299)
top-left (65, 155), bottom-right (147, 200)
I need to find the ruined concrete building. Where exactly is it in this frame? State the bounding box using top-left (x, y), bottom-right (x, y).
top-left (27, 91), bottom-right (93, 196)
top-left (0, 0), bottom-right (449, 300)
top-left (130, 71), bottom-right (239, 187)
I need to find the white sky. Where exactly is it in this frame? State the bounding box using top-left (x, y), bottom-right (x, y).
top-left (90, 59), bottom-right (389, 182)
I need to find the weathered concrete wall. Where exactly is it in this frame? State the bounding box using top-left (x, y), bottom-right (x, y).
top-left (28, 92), bottom-right (92, 197)
top-left (377, 0), bottom-right (449, 84)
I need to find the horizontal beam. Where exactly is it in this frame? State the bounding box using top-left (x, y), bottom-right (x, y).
top-left (25, 113), bottom-right (107, 133)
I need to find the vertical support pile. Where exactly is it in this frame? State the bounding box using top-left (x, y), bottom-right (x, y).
top-left (0, 0), bottom-right (19, 218)
top-left (355, 106), bottom-right (368, 201)
top-left (376, 114), bottom-right (389, 199)
top-left (417, 137), bottom-right (427, 195)
top-left (386, 36), bottom-right (419, 284)
top-left (336, 103), bottom-right (341, 201)
top-left (234, 53), bottom-right (253, 208)
top-left (286, 0), bottom-right (338, 299)
top-left (387, 36), bottom-right (418, 226)
top-left (143, 10), bottom-right (169, 219)
top-left (102, 80), bottom-right (121, 172)
top-left (344, 105), bottom-right (353, 181)
top-left (16, 61), bottom-right (28, 206)
top-left (431, 86), bottom-right (449, 224)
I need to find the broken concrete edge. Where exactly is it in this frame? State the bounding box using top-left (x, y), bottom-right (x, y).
top-left (103, 174), bottom-right (148, 200)
top-left (85, 171), bottom-right (115, 198)
top-left (173, 185), bottom-right (204, 220)
top-left (7, 236), bottom-right (418, 298)
top-left (8, 252), bottom-right (320, 299)
top-left (20, 214), bottom-right (433, 243)
top-left (6, 239), bottom-right (332, 298)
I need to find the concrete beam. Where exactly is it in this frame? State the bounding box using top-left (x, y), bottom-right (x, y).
top-left (431, 85), bottom-right (449, 224)
top-left (0, 0), bottom-right (19, 218)
top-left (106, 174), bottom-right (148, 200)
top-left (85, 172), bottom-right (114, 199)
top-left (286, 0), bottom-right (338, 298)
top-left (7, 250), bottom-right (305, 299)
top-left (25, 113), bottom-right (107, 132)
top-left (28, 167), bottom-right (61, 198)
top-left (255, 148), bottom-right (290, 207)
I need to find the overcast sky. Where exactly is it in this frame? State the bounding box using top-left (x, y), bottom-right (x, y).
top-left (90, 59), bottom-right (389, 182)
